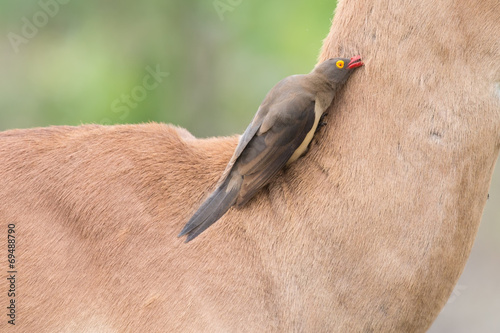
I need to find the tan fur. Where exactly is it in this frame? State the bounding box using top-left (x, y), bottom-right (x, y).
top-left (1, 0), bottom-right (500, 331)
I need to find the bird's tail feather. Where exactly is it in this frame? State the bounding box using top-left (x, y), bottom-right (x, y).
top-left (178, 176), bottom-right (241, 242)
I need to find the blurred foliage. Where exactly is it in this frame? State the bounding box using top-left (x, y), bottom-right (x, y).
top-left (0, 1), bottom-right (498, 331)
top-left (0, 0), bottom-right (335, 137)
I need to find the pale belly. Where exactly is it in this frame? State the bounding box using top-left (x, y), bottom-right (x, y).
top-left (286, 101), bottom-right (324, 164)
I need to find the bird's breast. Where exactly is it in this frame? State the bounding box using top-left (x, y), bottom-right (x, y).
top-left (286, 101), bottom-right (324, 164)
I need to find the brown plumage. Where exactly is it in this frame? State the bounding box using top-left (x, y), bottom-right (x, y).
top-left (1, 0), bottom-right (499, 331)
top-left (179, 56), bottom-right (363, 241)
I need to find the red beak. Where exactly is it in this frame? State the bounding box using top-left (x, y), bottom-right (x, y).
top-left (347, 55), bottom-right (364, 69)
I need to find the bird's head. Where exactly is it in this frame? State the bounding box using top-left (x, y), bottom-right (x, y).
top-left (314, 55), bottom-right (364, 86)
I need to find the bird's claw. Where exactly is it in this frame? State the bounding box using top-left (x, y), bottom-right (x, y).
top-left (316, 112), bottom-right (329, 133)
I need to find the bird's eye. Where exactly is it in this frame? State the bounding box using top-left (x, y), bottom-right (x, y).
top-left (336, 60), bottom-right (344, 69)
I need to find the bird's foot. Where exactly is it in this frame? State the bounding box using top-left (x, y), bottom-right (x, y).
top-left (316, 112), bottom-right (329, 133)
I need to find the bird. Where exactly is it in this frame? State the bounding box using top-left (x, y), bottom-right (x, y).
top-left (179, 56), bottom-right (364, 242)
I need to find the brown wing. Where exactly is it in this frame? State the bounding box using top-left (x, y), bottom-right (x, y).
top-left (216, 75), bottom-right (308, 184)
top-left (234, 100), bottom-right (316, 206)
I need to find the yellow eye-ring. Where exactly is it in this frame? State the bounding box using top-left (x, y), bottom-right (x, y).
top-left (336, 60), bottom-right (344, 69)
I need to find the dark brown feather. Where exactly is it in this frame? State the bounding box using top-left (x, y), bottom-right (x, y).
top-left (235, 101), bottom-right (316, 206)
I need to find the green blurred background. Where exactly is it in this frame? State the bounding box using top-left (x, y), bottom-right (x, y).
top-left (0, 0), bottom-right (334, 137)
top-left (0, 1), bottom-right (498, 331)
